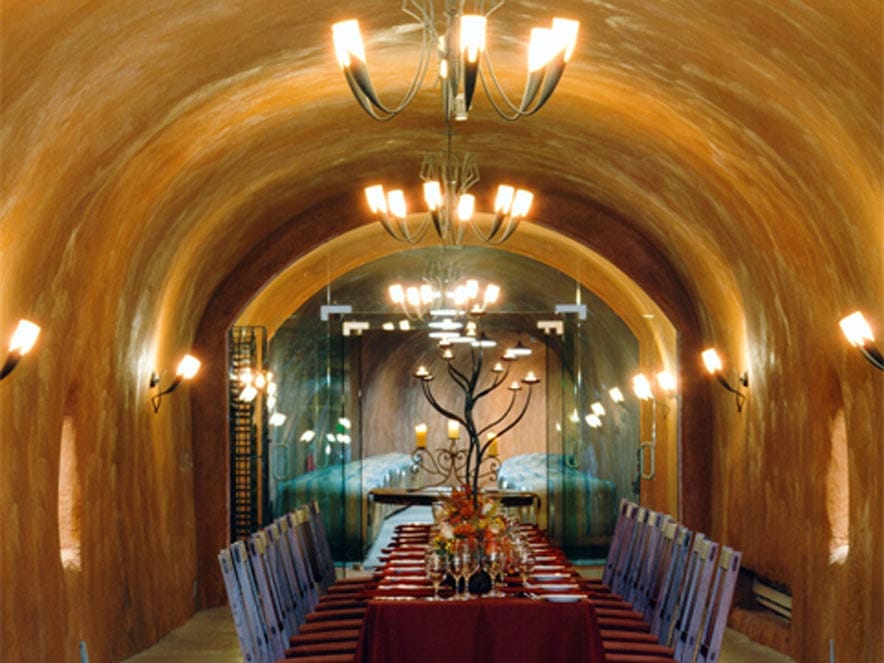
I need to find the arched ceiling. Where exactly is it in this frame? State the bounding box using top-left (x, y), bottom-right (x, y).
top-left (2, 5), bottom-right (881, 660)
top-left (2, 0), bottom-right (879, 363)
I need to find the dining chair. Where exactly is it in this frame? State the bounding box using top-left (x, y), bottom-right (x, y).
top-left (219, 546), bottom-right (265, 663)
top-left (598, 522), bottom-right (690, 645)
top-left (243, 537), bottom-right (289, 661)
top-left (601, 498), bottom-right (638, 587)
top-left (230, 540), bottom-right (279, 663)
top-left (694, 547), bottom-right (742, 663)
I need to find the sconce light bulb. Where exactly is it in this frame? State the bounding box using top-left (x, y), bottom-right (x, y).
top-left (839, 311), bottom-right (875, 347)
top-left (9, 319), bottom-right (41, 355)
top-left (656, 370), bottom-right (677, 393)
top-left (631, 373), bottom-right (653, 401)
top-left (176, 354), bottom-right (201, 380)
top-left (701, 348), bottom-right (723, 374)
top-left (608, 386), bottom-right (625, 403)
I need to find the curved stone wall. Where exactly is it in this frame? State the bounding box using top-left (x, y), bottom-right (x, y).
top-left (0, 1), bottom-right (880, 661)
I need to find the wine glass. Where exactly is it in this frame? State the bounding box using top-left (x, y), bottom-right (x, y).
top-left (448, 543), bottom-right (466, 600)
top-left (452, 539), bottom-right (477, 600)
top-left (484, 542), bottom-right (504, 597)
top-left (425, 550), bottom-right (447, 601)
top-left (463, 540), bottom-right (480, 599)
top-left (515, 542), bottom-right (535, 588)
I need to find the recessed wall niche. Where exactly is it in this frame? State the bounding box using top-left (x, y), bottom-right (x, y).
top-left (58, 415), bottom-right (82, 571)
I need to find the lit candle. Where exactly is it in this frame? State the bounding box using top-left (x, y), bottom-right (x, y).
top-left (487, 432), bottom-right (499, 457)
top-left (447, 419), bottom-right (460, 440)
top-left (415, 423), bottom-right (427, 449)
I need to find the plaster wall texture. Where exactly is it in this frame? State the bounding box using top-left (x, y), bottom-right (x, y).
top-left (0, 1), bottom-right (880, 662)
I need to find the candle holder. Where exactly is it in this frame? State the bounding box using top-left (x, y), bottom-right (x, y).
top-left (412, 334), bottom-right (539, 503)
top-left (409, 437), bottom-right (501, 490)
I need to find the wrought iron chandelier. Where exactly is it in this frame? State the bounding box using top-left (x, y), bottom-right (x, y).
top-left (332, 1), bottom-right (579, 122)
top-left (365, 130), bottom-right (533, 245)
top-left (409, 286), bottom-right (539, 491)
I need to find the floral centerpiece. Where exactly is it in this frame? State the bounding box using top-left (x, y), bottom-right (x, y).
top-left (432, 484), bottom-right (505, 555)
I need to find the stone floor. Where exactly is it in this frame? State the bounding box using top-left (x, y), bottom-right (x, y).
top-left (121, 607), bottom-right (795, 663)
top-left (123, 507), bottom-right (795, 663)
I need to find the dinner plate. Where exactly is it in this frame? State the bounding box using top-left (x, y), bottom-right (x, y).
top-left (530, 582), bottom-right (580, 591)
top-left (543, 594), bottom-right (581, 603)
top-left (531, 573), bottom-right (572, 582)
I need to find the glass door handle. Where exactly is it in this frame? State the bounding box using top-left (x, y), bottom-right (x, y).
top-left (639, 441), bottom-right (655, 480)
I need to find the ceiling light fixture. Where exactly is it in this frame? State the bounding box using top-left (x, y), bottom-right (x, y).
top-left (387, 277), bottom-right (500, 322)
top-left (332, 2), bottom-right (579, 122)
top-left (366, 137), bottom-right (533, 245)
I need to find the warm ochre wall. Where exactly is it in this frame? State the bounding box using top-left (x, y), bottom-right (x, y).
top-left (1, 1), bottom-right (881, 662)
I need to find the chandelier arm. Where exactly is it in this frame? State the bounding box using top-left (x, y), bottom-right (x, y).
top-left (480, 0), bottom-right (505, 18)
top-left (469, 213), bottom-right (505, 243)
top-left (467, 344), bottom-right (484, 394)
top-left (449, 218), bottom-right (467, 245)
top-left (458, 153), bottom-right (480, 193)
top-left (446, 361), bottom-right (471, 391)
top-left (421, 379), bottom-right (468, 429)
top-left (378, 214), bottom-right (421, 244)
top-left (402, 0), bottom-right (433, 26)
top-left (522, 53), bottom-right (567, 116)
top-left (476, 57), bottom-right (526, 121)
top-left (474, 358), bottom-right (512, 401)
top-left (494, 386), bottom-right (535, 439)
top-left (343, 8), bottom-right (435, 120)
top-left (478, 216), bottom-right (522, 245)
top-left (394, 214), bottom-right (433, 243)
top-left (474, 367), bottom-right (509, 401)
top-left (477, 391), bottom-right (518, 438)
top-left (342, 70), bottom-right (397, 121)
top-left (493, 217), bottom-right (522, 243)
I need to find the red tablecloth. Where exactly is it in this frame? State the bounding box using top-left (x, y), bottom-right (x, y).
top-left (354, 596), bottom-right (605, 663)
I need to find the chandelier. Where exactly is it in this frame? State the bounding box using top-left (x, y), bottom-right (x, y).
top-left (366, 131), bottom-right (533, 245)
top-left (388, 277), bottom-right (500, 326)
top-left (332, 1), bottom-right (579, 122)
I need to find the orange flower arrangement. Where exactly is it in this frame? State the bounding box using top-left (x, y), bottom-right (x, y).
top-left (432, 485), bottom-right (504, 555)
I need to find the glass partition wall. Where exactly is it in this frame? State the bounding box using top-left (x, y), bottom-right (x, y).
top-left (231, 246), bottom-right (654, 562)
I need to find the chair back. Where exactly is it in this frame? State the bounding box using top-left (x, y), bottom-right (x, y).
top-left (672, 538), bottom-right (719, 661)
top-left (602, 499), bottom-right (637, 587)
top-left (651, 526), bottom-right (693, 639)
top-left (218, 549), bottom-right (261, 662)
top-left (631, 513), bottom-right (674, 616)
top-left (695, 547), bottom-right (742, 663)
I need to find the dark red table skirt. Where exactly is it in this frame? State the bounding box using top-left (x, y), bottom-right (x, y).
top-left (354, 597), bottom-right (605, 663)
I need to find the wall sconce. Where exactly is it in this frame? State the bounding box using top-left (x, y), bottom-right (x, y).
top-left (149, 354), bottom-right (201, 412)
top-left (1, 319), bottom-right (41, 380)
top-left (839, 311), bottom-right (884, 371)
top-left (631, 370), bottom-right (676, 416)
top-left (701, 348), bottom-right (748, 412)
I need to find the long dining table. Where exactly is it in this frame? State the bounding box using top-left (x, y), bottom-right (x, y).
top-left (352, 525), bottom-right (606, 663)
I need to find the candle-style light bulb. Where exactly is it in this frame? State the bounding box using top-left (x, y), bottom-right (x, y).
top-left (415, 423), bottom-right (428, 449)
